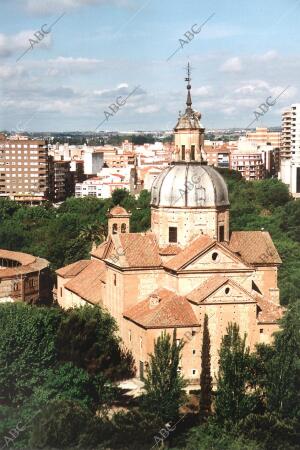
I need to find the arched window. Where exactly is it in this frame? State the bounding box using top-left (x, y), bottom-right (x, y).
top-left (112, 223), bottom-right (118, 234)
top-left (121, 223), bottom-right (126, 233)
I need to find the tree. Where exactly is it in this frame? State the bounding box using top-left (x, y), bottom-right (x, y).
top-left (255, 302), bottom-right (300, 418)
top-left (142, 329), bottom-right (187, 422)
top-left (215, 323), bottom-right (256, 424)
top-left (56, 305), bottom-right (135, 380)
top-left (29, 399), bottom-right (105, 449)
top-left (0, 303), bottom-right (63, 407)
top-left (199, 314), bottom-right (212, 419)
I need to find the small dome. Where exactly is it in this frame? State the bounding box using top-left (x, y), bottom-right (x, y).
top-left (108, 205), bottom-right (129, 216)
top-left (151, 163), bottom-right (229, 208)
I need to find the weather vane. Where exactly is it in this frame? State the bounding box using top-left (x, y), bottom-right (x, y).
top-left (185, 62), bottom-right (192, 85)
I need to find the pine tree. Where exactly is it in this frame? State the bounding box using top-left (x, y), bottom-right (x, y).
top-left (199, 314), bottom-right (212, 420)
top-left (142, 329), bottom-right (187, 422)
top-left (215, 323), bottom-right (254, 424)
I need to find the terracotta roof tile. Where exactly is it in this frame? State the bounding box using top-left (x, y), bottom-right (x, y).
top-left (108, 205), bottom-right (129, 216)
top-left (0, 249), bottom-right (36, 266)
top-left (56, 260), bottom-right (91, 278)
top-left (186, 276), bottom-right (256, 304)
top-left (165, 235), bottom-right (215, 271)
top-left (90, 241), bottom-right (108, 260)
top-left (123, 288), bottom-right (199, 328)
top-left (106, 233), bottom-right (162, 268)
top-left (257, 299), bottom-right (284, 324)
top-left (64, 260), bottom-right (106, 305)
top-left (229, 231), bottom-right (282, 265)
top-left (186, 276), bottom-right (229, 304)
top-left (159, 244), bottom-right (182, 256)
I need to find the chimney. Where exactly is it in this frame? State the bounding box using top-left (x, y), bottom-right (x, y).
top-left (149, 293), bottom-right (160, 308)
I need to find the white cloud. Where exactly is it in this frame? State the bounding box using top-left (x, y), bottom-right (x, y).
top-left (136, 105), bottom-right (160, 114)
top-left (220, 57), bottom-right (242, 73)
top-left (0, 65), bottom-right (25, 79)
top-left (256, 50), bottom-right (279, 62)
top-left (0, 30), bottom-right (52, 58)
top-left (23, 0), bottom-right (132, 14)
top-left (193, 86), bottom-right (214, 96)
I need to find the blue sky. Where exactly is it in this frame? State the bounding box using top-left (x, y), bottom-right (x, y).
top-left (0, 0), bottom-right (300, 132)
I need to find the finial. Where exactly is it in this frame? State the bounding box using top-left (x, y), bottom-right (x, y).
top-left (185, 62), bottom-right (192, 108)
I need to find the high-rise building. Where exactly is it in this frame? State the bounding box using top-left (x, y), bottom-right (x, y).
top-left (280, 104), bottom-right (300, 197)
top-left (0, 135), bottom-right (49, 203)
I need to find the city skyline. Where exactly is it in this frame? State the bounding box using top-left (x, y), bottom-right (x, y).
top-left (1, 0), bottom-right (300, 131)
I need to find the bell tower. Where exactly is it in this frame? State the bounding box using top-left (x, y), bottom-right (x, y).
top-left (107, 206), bottom-right (131, 235)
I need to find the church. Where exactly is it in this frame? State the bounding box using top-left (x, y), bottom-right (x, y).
top-left (56, 71), bottom-right (284, 387)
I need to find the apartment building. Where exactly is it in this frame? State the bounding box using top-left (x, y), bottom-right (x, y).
top-left (0, 135), bottom-right (49, 203)
top-left (280, 104), bottom-right (300, 197)
top-left (246, 127), bottom-right (281, 148)
top-left (75, 167), bottom-right (135, 199)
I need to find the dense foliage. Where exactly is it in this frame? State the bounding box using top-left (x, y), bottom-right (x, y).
top-left (142, 329), bottom-right (187, 422)
top-left (0, 304), bottom-right (134, 449)
top-left (0, 189), bottom-right (151, 271)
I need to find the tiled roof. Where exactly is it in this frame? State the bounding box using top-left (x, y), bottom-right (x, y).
top-left (186, 276), bottom-right (256, 304)
top-left (109, 205), bottom-right (129, 216)
top-left (0, 249), bottom-right (36, 266)
top-left (106, 233), bottom-right (162, 268)
top-left (159, 244), bottom-right (182, 256)
top-left (229, 231), bottom-right (282, 265)
top-left (164, 235), bottom-right (215, 271)
top-left (64, 260), bottom-right (106, 305)
top-left (186, 276), bottom-right (229, 304)
top-left (123, 288), bottom-right (199, 328)
top-left (56, 260), bottom-right (91, 278)
top-left (90, 241), bottom-right (108, 260)
top-left (257, 299), bottom-right (284, 324)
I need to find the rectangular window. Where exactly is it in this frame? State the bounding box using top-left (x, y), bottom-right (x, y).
top-left (219, 225), bottom-right (225, 242)
top-left (181, 145), bottom-right (185, 160)
top-left (169, 226), bottom-right (177, 243)
top-left (191, 145), bottom-right (195, 161)
top-left (260, 328), bottom-right (264, 334)
top-left (192, 349), bottom-right (196, 355)
top-left (113, 274), bottom-right (117, 286)
top-left (192, 369), bottom-right (197, 375)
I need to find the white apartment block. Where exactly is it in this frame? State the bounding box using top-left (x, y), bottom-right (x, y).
top-left (280, 104), bottom-right (300, 198)
top-left (75, 167), bottom-right (133, 199)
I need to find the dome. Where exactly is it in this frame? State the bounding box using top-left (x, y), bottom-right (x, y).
top-left (108, 205), bottom-right (129, 216)
top-left (151, 163), bottom-right (229, 208)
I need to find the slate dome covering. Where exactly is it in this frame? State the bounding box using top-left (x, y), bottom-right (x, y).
top-left (150, 163), bottom-right (229, 208)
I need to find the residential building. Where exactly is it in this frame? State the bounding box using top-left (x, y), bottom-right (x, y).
top-left (246, 127), bottom-right (281, 148)
top-left (280, 104), bottom-right (300, 197)
top-left (84, 148), bottom-right (104, 175)
top-left (75, 167), bottom-right (134, 199)
top-left (0, 136), bottom-right (49, 203)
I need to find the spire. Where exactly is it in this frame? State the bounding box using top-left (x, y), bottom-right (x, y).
top-left (185, 62), bottom-right (192, 109)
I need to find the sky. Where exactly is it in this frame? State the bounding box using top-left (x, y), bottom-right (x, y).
top-left (0, 0), bottom-right (300, 132)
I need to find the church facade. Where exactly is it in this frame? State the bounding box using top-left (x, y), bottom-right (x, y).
top-left (56, 73), bottom-right (284, 387)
